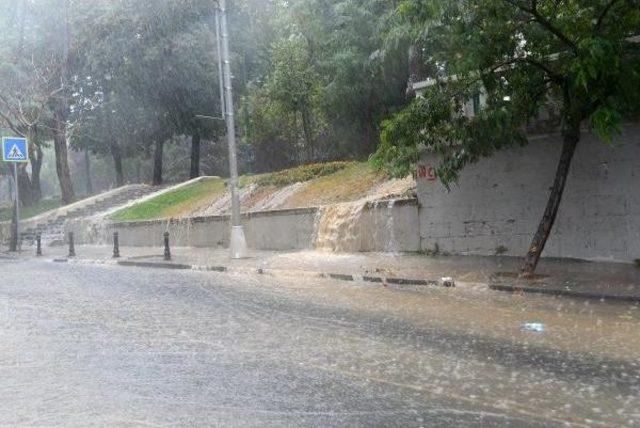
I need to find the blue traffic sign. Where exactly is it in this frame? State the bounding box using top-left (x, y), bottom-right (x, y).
top-left (2, 137), bottom-right (29, 163)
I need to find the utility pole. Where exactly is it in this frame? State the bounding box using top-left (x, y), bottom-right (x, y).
top-left (217, 0), bottom-right (247, 259)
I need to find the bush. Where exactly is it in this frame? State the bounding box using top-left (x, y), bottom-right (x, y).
top-left (255, 161), bottom-right (355, 187)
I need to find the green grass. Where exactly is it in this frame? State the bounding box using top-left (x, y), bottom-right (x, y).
top-left (108, 161), bottom-right (374, 222)
top-left (0, 198), bottom-right (63, 222)
top-left (280, 161), bottom-right (387, 208)
top-left (110, 178), bottom-right (226, 221)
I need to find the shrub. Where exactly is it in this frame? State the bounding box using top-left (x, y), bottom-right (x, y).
top-left (255, 161), bottom-right (355, 187)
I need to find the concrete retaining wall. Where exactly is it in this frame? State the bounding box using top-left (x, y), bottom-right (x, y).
top-left (348, 200), bottom-right (420, 252)
top-left (0, 222), bottom-right (7, 245)
top-left (417, 123), bottom-right (640, 262)
top-left (67, 199), bottom-right (421, 253)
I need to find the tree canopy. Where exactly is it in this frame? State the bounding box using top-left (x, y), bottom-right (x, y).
top-left (0, 0), bottom-right (414, 200)
top-left (373, 0), bottom-right (640, 273)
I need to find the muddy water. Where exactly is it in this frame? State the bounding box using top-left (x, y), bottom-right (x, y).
top-left (313, 177), bottom-right (415, 252)
top-left (314, 202), bottom-right (366, 252)
top-left (195, 184), bottom-right (259, 216)
top-left (251, 182), bottom-right (308, 212)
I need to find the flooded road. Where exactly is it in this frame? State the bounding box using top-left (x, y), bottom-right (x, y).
top-left (0, 259), bottom-right (638, 426)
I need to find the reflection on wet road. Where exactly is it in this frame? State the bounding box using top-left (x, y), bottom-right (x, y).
top-left (0, 259), bottom-right (638, 426)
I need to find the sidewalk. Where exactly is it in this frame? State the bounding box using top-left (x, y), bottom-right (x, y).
top-left (18, 245), bottom-right (640, 302)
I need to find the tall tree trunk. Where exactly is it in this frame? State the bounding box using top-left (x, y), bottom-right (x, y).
top-left (152, 140), bottom-right (164, 186)
top-left (521, 119), bottom-right (580, 276)
top-left (83, 148), bottom-right (93, 195)
top-left (17, 165), bottom-right (34, 207)
top-left (406, 41), bottom-right (425, 98)
top-left (26, 125), bottom-right (43, 203)
top-left (300, 107), bottom-right (314, 161)
top-left (190, 133), bottom-right (201, 179)
top-left (53, 113), bottom-right (75, 204)
top-left (30, 143), bottom-right (43, 202)
top-left (53, 0), bottom-right (75, 204)
top-left (110, 142), bottom-right (124, 187)
top-left (362, 108), bottom-right (377, 156)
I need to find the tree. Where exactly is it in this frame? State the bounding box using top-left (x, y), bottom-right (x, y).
top-left (243, 0), bottom-right (409, 166)
top-left (310, 0), bottom-right (408, 156)
top-left (374, 0), bottom-right (640, 275)
top-left (70, 0), bottom-right (224, 186)
top-left (0, 0), bottom-right (60, 205)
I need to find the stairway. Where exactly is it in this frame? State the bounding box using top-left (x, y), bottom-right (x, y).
top-left (19, 185), bottom-right (161, 247)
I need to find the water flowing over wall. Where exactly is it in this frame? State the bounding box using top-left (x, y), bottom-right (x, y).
top-left (67, 199), bottom-right (420, 253)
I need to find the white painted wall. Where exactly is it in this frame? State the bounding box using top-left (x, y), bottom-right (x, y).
top-left (417, 122), bottom-right (640, 262)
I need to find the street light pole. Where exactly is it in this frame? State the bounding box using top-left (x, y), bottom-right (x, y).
top-left (217, 0), bottom-right (247, 259)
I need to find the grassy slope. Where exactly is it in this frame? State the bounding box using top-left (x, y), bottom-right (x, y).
top-left (109, 161), bottom-right (388, 221)
top-left (280, 162), bottom-right (387, 209)
top-left (0, 198), bottom-right (64, 222)
top-left (110, 178), bottom-right (226, 221)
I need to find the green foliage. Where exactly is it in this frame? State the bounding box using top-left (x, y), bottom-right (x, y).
top-left (0, 0), bottom-right (412, 191)
top-left (254, 161), bottom-right (355, 187)
top-left (376, 0), bottom-right (640, 183)
top-left (243, 0), bottom-right (408, 169)
top-left (71, 0), bottom-right (224, 154)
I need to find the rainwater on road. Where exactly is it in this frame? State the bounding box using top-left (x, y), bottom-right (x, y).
top-left (0, 259), bottom-right (638, 427)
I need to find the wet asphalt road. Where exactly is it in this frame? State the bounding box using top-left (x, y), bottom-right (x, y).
top-left (0, 259), bottom-right (638, 427)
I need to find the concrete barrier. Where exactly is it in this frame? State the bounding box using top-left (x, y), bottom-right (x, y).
top-left (417, 122), bottom-right (640, 262)
top-left (65, 199), bottom-right (421, 253)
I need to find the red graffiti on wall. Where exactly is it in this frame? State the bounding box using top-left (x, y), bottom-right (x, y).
top-left (417, 165), bottom-right (437, 181)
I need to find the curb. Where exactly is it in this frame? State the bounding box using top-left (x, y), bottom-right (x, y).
top-left (43, 256), bottom-right (640, 303)
top-left (489, 283), bottom-right (640, 304)
top-left (117, 260), bottom-right (192, 270)
top-left (62, 258), bottom-right (450, 289)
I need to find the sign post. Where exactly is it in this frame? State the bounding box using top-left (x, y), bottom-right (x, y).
top-left (2, 137), bottom-right (29, 252)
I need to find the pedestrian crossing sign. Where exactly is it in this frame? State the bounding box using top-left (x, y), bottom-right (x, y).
top-left (2, 137), bottom-right (28, 163)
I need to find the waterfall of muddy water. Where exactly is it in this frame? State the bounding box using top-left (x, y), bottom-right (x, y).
top-left (314, 202), bottom-right (366, 252)
top-left (313, 176), bottom-right (415, 252)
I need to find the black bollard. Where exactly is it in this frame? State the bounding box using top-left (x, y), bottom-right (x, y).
top-left (68, 232), bottom-right (76, 258)
top-left (163, 232), bottom-right (171, 261)
top-left (36, 234), bottom-right (42, 257)
top-left (113, 231), bottom-right (120, 259)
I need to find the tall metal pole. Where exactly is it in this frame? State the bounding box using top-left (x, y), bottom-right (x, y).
top-left (214, 8), bottom-right (226, 117)
top-left (13, 163), bottom-right (19, 252)
top-left (218, 0), bottom-right (247, 259)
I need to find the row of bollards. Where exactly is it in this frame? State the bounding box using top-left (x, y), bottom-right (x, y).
top-left (35, 231), bottom-right (172, 262)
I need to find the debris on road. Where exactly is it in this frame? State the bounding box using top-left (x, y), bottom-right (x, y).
top-left (441, 277), bottom-right (455, 288)
top-left (521, 322), bottom-right (545, 333)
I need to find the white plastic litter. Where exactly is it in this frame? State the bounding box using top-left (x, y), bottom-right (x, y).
top-left (441, 277), bottom-right (455, 287)
top-left (521, 322), bottom-right (545, 333)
